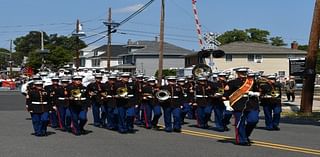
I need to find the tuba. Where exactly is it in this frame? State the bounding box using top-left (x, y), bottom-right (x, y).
top-left (117, 87), bottom-right (128, 97)
top-left (192, 64), bottom-right (212, 78)
top-left (71, 89), bottom-right (82, 98)
top-left (155, 90), bottom-right (170, 101)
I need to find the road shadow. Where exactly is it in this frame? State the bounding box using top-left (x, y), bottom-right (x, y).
top-left (259, 114), bottom-right (320, 126)
top-left (30, 131), bottom-right (56, 137)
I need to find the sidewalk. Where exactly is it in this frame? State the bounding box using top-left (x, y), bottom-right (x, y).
top-left (281, 96), bottom-right (320, 112)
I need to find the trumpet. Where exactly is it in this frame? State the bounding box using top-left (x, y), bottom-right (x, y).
top-left (271, 90), bottom-right (280, 98)
top-left (117, 87), bottom-right (128, 97)
top-left (155, 90), bottom-right (170, 101)
top-left (214, 88), bottom-right (224, 97)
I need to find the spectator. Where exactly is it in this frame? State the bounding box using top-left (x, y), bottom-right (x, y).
top-left (285, 76), bottom-right (296, 102)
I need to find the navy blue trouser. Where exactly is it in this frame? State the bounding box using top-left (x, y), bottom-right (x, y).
top-left (196, 105), bottom-right (213, 128)
top-left (100, 105), bottom-right (108, 126)
top-left (117, 106), bottom-right (135, 133)
top-left (92, 102), bottom-right (103, 126)
top-left (234, 110), bottom-right (259, 144)
top-left (222, 110), bottom-right (233, 127)
top-left (134, 104), bottom-right (144, 125)
top-left (106, 106), bottom-right (118, 130)
top-left (213, 104), bottom-right (225, 129)
top-left (56, 106), bottom-right (71, 130)
top-left (181, 103), bottom-right (192, 123)
top-left (49, 110), bottom-right (58, 128)
top-left (70, 107), bottom-right (87, 135)
top-left (263, 104), bottom-right (281, 129)
top-left (30, 112), bottom-right (49, 136)
top-left (143, 103), bottom-right (162, 128)
top-left (163, 106), bottom-right (181, 132)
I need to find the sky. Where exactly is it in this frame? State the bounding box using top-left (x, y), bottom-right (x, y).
top-left (0, 0), bottom-right (315, 51)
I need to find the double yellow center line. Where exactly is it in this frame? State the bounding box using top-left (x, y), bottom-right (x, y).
top-left (180, 129), bottom-right (320, 156)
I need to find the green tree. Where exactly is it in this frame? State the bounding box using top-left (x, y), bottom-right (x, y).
top-left (270, 36), bottom-right (287, 46)
top-left (26, 51), bottom-right (42, 69)
top-left (217, 29), bottom-right (248, 45)
top-left (47, 46), bottom-right (73, 70)
top-left (154, 69), bottom-right (177, 78)
top-left (245, 28), bottom-right (270, 44)
top-left (14, 31), bottom-right (49, 57)
top-left (14, 32), bottom-right (86, 69)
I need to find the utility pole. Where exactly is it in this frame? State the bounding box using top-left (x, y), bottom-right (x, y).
top-left (107, 8), bottom-right (112, 72)
top-left (103, 8), bottom-right (119, 72)
top-left (72, 19), bottom-right (85, 71)
top-left (75, 19), bottom-right (80, 70)
top-left (9, 40), bottom-right (13, 78)
top-left (300, 0), bottom-right (320, 114)
top-left (158, 0), bottom-right (165, 86)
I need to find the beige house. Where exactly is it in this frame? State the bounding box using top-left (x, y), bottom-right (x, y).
top-left (185, 41), bottom-right (307, 77)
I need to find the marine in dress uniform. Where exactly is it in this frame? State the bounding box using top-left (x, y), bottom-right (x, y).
top-left (114, 73), bottom-right (135, 133)
top-left (211, 73), bottom-right (230, 131)
top-left (223, 68), bottom-right (260, 146)
top-left (54, 77), bottom-right (72, 131)
top-left (44, 77), bottom-right (60, 128)
top-left (102, 75), bottom-right (118, 130)
top-left (177, 77), bottom-right (191, 125)
top-left (194, 77), bottom-right (214, 129)
top-left (133, 75), bottom-right (145, 126)
top-left (259, 75), bottom-right (282, 131)
top-left (141, 77), bottom-right (162, 129)
top-left (185, 75), bottom-right (196, 119)
top-left (161, 76), bottom-right (183, 132)
top-left (26, 80), bottom-right (51, 136)
top-left (87, 74), bottom-right (106, 127)
top-left (67, 75), bottom-right (90, 136)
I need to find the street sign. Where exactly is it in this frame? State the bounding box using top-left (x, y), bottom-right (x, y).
top-left (289, 58), bottom-right (305, 76)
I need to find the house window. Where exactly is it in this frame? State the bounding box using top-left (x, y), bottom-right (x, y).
top-left (80, 58), bottom-right (85, 67)
top-left (225, 54), bottom-right (232, 61)
top-left (94, 51), bottom-right (98, 56)
top-left (248, 54), bottom-right (263, 63)
top-left (255, 55), bottom-right (263, 63)
top-left (91, 59), bottom-right (100, 67)
top-left (278, 71), bottom-right (285, 77)
top-left (248, 54), bottom-right (254, 62)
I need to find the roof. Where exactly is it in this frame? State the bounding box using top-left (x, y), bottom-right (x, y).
top-left (219, 41), bottom-right (307, 54)
top-left (80, 46), bottom-right (98, 52)
top-left (89, 45), bottom-right (128, 59)
top-left (123, 40), bottom-right (194, 56)
top-left (111, 64), bottom-right (136, 69)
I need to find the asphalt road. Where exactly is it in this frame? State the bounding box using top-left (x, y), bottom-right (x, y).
top-left (0, 92), bottom-right (319, 157)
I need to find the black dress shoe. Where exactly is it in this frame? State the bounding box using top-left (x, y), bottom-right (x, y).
top-left (173, 128), bottom-right (181, 133)
top-left (238, 142), bottom-right (251, 146)
top-left (224, 126), bottom-right (230, 131)
top-left (273, 126), bottom-right (280, 131)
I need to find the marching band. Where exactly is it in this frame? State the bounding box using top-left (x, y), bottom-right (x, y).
top-left (23, 68), bottom-right (283, 146)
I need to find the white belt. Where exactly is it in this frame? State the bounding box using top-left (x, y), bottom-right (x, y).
top-left (31, 102), bottom-right (48, 105)
top-left (58, 97), bottom-right (67, 100)
top-left (261, 95), bottom-right (272, 98)
top-left (128, 94), bottom-right (134, 97)
top-left (171, 96), bottom-right (179, 99)
top-left (106, 95), bottom-right (112, 98)
top-left (74, 98), bottom-right (86, 100)
top-left (196, 95), bottom-right (208, 98)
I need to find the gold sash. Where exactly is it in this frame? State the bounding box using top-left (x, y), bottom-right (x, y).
top-left (229, 78), bottom-right (254, 106)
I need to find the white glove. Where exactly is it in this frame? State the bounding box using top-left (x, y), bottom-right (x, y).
top-left (223, 100), bottom-right (234, 111)
top-left (248, 91), bottom-right (260, 97)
